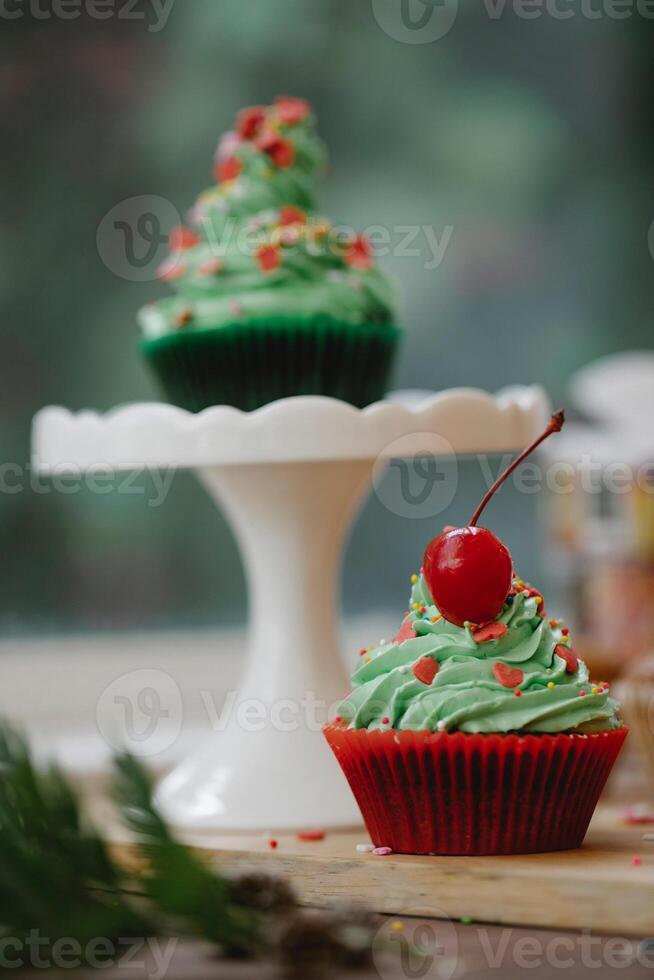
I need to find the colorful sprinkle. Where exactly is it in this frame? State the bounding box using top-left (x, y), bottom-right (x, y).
top-left (174, 307), bottom-right (193, 327)
top-left (410, 574), bottom-right (418, 584)
top-left (632, 856), bottom-right (642, 867)
top-left (514, 689), bottom-right (522, 697)
top-left (297, 830), bottom-right (325, 841)
top-left (373, 846), bottom-right (393, 856)
top-left (579, 690), bottom-right (586, 697)
top-left (436, 720), bottom-right (447, 732)
top-left (460, 916), bottom-right (473, 925)
top-left (381, 717), bottom-right (390, 725)
top-left (390, 921), bottom-right (404, 932)
top-left (561, 627), bottom-right (569, 636)
top-left (156, 258), bottom-right (185, 282)
top-left (199, 257), bottom-right (224, 277)
top-left (547, 682), bottom-right (555, 689)
top-left (268, 839), bottom-right (278, 850)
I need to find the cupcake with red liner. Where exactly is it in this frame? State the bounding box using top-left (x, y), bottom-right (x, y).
top-left (325, 411), bottom-right (626, 855)
top-left (139, 96), bottom-right (400, 413)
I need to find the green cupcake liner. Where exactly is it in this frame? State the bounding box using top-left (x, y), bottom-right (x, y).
top-left (140, 316), bottom-right (401, 413)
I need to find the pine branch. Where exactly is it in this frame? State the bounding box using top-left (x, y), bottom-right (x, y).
top-left (112, 752), bottom-right (261, 953)
top-left (0, 725), bottom-right (150, 965)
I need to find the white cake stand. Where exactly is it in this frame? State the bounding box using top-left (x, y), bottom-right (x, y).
top-left (32, 387), bottom-right (549, 831)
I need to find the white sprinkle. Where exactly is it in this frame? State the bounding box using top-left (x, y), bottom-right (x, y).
top-left (379, 639), bottom-right (387, 646)
top-left (356, 843), bottom-right (375, 853)
top-left (643, 833), bottom-right (654, 842)
top-left (437, 720), bottom-right (447, 732)
top-left (373, 846), bottom-right (393, 856)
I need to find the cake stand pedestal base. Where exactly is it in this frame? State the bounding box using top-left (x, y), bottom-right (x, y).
top-left (156, 459), bottom-right (371, 830)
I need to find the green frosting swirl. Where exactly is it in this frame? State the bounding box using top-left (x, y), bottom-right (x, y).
top-left (336, 574), bottom-right (621, 734)
top-left (139, 98), bottom-right (397, 338)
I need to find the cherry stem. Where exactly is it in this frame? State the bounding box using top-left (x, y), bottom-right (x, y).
top-left (469, 409), bottom-right (565, 527)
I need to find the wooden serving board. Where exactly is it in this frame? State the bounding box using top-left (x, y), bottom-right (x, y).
top-left (110, 805), bottom-right (654, 937)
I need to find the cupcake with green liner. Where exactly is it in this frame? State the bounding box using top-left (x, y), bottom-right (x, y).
top-left (325, 411), bottom-right (627, 855)
top-left (139, 97), bottom-right (400, 413)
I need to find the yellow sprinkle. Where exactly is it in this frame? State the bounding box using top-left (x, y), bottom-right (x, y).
top-left (364, 657), bottom-right (371, 665)
top-left (547, 682), bottom-right (555, 689)
top-left (431, 615), bottom-right (442, 623)
top-left (390, 920), bottom-right (404, 932)
top-left (535, 596), bottom-right (543, 605)
top-left (591, 686), bottom-right (600, 695)
top-left (411, 574), bottom-right (418, 584)
top-left (411, 602), bottom-right (420, 610)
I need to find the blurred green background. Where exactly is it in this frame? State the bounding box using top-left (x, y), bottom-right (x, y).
top-left (2, 0), bottom-right (653, 635)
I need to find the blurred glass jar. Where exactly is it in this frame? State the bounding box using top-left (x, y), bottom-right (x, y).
top-left (540, 432), bottom-right (654, 681)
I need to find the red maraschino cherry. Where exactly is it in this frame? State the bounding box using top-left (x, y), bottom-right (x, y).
top-left (423, 409), bottom-right (565, 627)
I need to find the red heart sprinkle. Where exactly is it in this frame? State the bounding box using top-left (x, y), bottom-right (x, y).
top-left (275, 96), bottom-right (311, 125)
top-left (215, 155), bottom-right (242, 183)
top-left (297, 830), bottom-right (325, 841)
top-left (473, 622), bottom-right (508, 644)
top-left (555, 644), bottom-right (579, 674)
top-left (344, 233), bottom-right (373, 270)
top-left (393, 620), bottom-right (416, 644)
top-left (256, 132), bottom-right (296, 168)
top-left (256, 244), bottom-right (281, 272)
top-left (492, 662), bottom-right (524, 688)
top-left (236, 105), bottom-right (266, 140)
top-left (412, 657), bottom-right (439, 686)
top-left (168, 225), bottom-right (199, 252)
top-left (279, 205), bottom-right (306, 226)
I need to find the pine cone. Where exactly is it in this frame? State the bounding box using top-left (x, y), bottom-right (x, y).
top-left (230, 872), bottom-right (297, 914)
top-left (328, 903), bottom-right (379, 969)
top-left (275, 911), bottom-right (340, 979)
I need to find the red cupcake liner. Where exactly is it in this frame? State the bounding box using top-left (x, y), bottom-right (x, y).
top-left (324, 725), bottom-right (627, 855)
